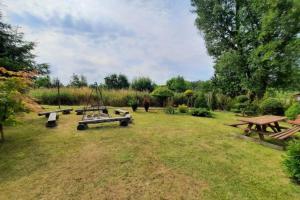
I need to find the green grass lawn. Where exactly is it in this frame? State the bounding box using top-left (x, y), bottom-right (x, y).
top-left (0, 106), bottom-right (299, 200)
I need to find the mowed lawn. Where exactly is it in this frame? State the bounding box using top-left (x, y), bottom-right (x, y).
top-left (0, 106), bottom-right (299, 200)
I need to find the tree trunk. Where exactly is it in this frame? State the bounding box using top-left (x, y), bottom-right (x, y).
top-left (0, 123), bottom-right (4, 142)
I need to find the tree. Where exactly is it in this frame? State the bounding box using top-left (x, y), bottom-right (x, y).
top-left (104, 74), bottom-right (130, 89)
top-left (69, 73), bottom-right (88, 87)
top-left (0, 12), bottom-right (49, 74)
top-left (151, 86), bottom-right (174, 106)
top-left (166, 76), bottom-right (188, 92)
top-left (0, 74), bottom-right (30, 142)
top-left (131, 77), bottom-right (156, 92)
top-left (192, 0), bottom-right (300, 98)
top-left (34, 75), bottom-right (52, 88)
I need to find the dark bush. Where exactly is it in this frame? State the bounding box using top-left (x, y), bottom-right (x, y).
top-left (283, 141), bottom-right (300, 183)
top-left (260, 98), bottom-right (284, 115)
top-left (285, 103), bottom-right (300, 120)
top-left (194, 93), bottom-right (208, 108)
top-left (173, 93), bottom-right (187, 106)
top-left (236, 95), bottom-right (249, 103)
top-left (190, 108), bottom-right (212, 117)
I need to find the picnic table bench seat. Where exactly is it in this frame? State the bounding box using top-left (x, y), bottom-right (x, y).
top-left (75, 106), bottom-right (107, 115)
top-left (269, 126), bottom-right (300, 140)
top-left (46, 112), bottom-right (58, 127)
top-left (38, 108), bottom-right (73, 117)
top-left (115, 109), bottom-right (129, 115)
top-left (226, 122), bottom-right (249, 127)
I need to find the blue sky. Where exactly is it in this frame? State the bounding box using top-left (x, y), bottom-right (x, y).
top-left (2, 0), bottom-right (214, 84)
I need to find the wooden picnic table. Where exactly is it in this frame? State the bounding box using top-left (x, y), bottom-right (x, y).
top-left (238, 115), bottom-right (287, 140)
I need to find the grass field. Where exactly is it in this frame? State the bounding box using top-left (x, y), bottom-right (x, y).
top-left (0, 106), bottom-right (299, 200)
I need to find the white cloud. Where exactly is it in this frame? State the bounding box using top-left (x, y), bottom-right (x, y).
top-left (2, 0), bottom-right (213, 84)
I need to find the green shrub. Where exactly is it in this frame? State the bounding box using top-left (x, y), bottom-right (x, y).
top-left (190, 108), bottom-right (212, 117)
top-left (178, 104), bottom-right (188, 113)
top-left (285, 103), bottom-right (300, 120)
top-left (173, 93), bottom-right (187, 106)
top-left (164, 106), bottom-right (176, 114)
top-left (216, 93), bottom-right (232, 111)
top-left (260, 98), bottom-right (284, 115)
top-left (194, 93), bottom-right (208, 108)
top-left (151, 87), bottom-right (174, 106)
top-left (236, 95), bottom-right (249, 103)
top-left (283, 141), bottom-right (300, 183)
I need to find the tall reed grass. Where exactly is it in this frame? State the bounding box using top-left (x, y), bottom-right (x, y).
top-left (30, 87), bottom-right (160, 106)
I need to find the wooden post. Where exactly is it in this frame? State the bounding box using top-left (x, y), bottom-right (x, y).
top-left (57, 79), bottom-right (61, 109)
top-left (0, 123), bottom-right (4, 142)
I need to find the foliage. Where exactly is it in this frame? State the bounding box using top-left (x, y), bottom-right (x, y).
top-left (69, 74), bottom-right (88, 88)
top-left (34, 76), bottom-right (52, 88)
top-left (166, 76), bottom-right (188, 92)
top-left (31, 87), bottom-right (161, 107)
top-left (178, 104), bottom-right (188, 113)
top-left (0, 13), bottom-right (49, 74)
top-left (184, 89), bottom-right (194, 97)
top-left (283, 141), bottom-right (300, 183)
top-left (173, 93), bottom-right (187, 107)
top-left (189, 80), bottom-right (214, 93)
top-left (206, 92), bottom-right (217, 110)
top-left (128, 97), bottom-right (139, 111)
top-left (190, 108), bottom-right (212, 118)
top-left (194, 93), bottom-right (208, 109)
top-left (192, 0), bottom-right (300, 98)
top-left (104, 74), bottom-right (129, 89)
top-left (131, 77), bottom-right (156, 92)
top-left (260, 98), bottom-right (285, 115)
top-left (164, 106), bottom-right (176, 114)
top-left (285, 103), bottom-right (300, 120)
top-left (0, 78), bottom-right (27, 141)
top-left (215, 93), bottom-right (232, 111)
top-left (151, 86), bottom-right (174, 106)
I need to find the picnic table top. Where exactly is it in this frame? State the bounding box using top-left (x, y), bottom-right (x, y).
top-left (239, 115), bottom-right (287, 125)
top-left (288, 118), bottom-right (300, 125)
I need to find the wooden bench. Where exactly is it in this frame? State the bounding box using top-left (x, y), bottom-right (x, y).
top-left (115, 109), bottom-right (129, 115)
top-left (226, 122), bottom-right (249, 127)
top-left (77, 114), bottom-right (132, 130)
top-left (269, 126), bottom-right (300, 140)
top-left (75, 106), bottom-right (107, 115)
top-left (46, 112), bottom-right (58, 127)
top-left (38, 108), bottom-right (73, 117)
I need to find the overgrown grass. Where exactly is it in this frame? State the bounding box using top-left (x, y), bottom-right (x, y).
top-left (30, 88), bottom-right (160, 106)
top-left (0, 107), bottom-right (299, 199)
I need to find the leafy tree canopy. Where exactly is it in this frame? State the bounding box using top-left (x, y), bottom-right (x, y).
top-left (166, 76), bottom-right (188, 92)
top-left (69, 73), bottom-right (88, 88)
top-left (104, 74), bottom-right (130, 89)
top-left (192, 0), bottom-right (300, 98)
top-left (0, 12), bottom-right (49, 75)
top-left (131, 77), bottom-right (156, 92)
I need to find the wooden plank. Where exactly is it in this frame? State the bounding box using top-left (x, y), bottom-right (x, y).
top-left (75, 107), bottom-right (107, 112)
top-left (38, 108), bottom-right (73, 116)
top-left (79, 114), bottom-right (131, 125)
top-left (239, 115), bottom-right (287, 125)
top-left (226, 122), bottom-right (249, 127)
top-left (115, 109), bottom-right (129, 115)
top-left (46, 112), bottom-right (57, 127)
top-left (270, 126), bottom-right (300, 139)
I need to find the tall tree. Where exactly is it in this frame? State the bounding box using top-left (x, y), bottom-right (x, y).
top-left (0, 12), bottom-right (49, 74)
top-left (131, 77), bottom-right (156, 92)
top-left (104, 74), bottom-right (129, 89)
top-left (192, 0), bottom-right (300, 98)
top-left (166, 76), bottom-right (188, 92)
top-left (69, 73), bottom-right (88, 88)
